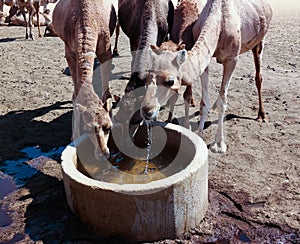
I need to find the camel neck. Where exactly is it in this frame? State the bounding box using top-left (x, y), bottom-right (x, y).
top-left (133, 0), bottom-right (169, 74)
top-left (188, 0), bottom-right (223, 75)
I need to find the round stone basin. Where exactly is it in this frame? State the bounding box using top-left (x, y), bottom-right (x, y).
top-left (61, 122), bottom-right (208, 243)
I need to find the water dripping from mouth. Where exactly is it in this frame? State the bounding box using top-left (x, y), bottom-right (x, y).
top-left (143, 120), bottom-right (153, 174)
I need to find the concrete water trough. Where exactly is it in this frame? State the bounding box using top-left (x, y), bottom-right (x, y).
top-left (61, 122), bottom-right (208, 243)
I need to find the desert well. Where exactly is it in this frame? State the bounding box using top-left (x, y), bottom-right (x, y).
top-left (61, 122), bottom-right (208, 243)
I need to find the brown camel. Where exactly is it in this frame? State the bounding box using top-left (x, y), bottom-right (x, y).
top-left (141, 0), bottom-right (273, 153)
top-left (112, 0), bottom-right (125, 57)
top-left (118, 0), bottom-right (174, 74)
top-left (52, 0), bottom-right (117, 159)
top-left (113, 0), bottom-right (174, 125)
top-left (171, 0), bottom-right (204, 50)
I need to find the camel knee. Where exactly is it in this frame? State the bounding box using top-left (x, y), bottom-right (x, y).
top-left (183, 86), bottom-right (193, 104)
top-left (200, 98), bottom-right (210, 116)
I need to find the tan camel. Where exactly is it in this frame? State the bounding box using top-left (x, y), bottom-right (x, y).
top-left (0, 0), bottom-right (55, 30)
top-left (52, 0), bottom-right (117, 159)
top-left (164, 0), bottom-right (206, 122)
top-left (141, 0), bottom-right (273, 153)
top-left (9, 10), bottom-right (51, 26)
top-left (16, 0), bottom-right (58, 39)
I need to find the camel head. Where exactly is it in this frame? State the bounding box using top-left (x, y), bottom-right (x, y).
top-left (140, 42), bottom-right (188, 121)
top-left (76, 98), bottom-right (113, 159)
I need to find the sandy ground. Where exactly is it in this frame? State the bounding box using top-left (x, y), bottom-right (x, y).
top-left (0, 3), bottom-right (299, 244)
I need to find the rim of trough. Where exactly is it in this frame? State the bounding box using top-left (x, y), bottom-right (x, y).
top-left (61, 122), bottom-right (208, 195)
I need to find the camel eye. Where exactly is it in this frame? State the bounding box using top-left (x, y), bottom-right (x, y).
top-left (102, 126), bottom-right (111, 134)
top-left (164, 77), bottom-right (175, 87)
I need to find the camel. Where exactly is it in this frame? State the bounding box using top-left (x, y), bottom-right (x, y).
top-left (113, 0), bottom-right (174, 125)
top-left (13, 1), bottom-right (49, 39)
top-left (171, 0), bottom-right (205, 50)
top-left (111, 0), bottom-right (124, 57)
top-left (0, 0), bottom-right (55, 29)
top-left (0, 0), bottom-right (18, 24)
top-left (163, 0), bottom-right (206, 121)
top-left (140, 0), bottom-right (273, 153)
top-left (118, 0), bottom-right (174, 74)
top-left (8, 9), bottom-right (51, 26)
top-left (52, 0), bottom-right (117, 159)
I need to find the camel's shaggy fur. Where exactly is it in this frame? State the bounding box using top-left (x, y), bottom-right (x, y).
top-left (172, 0), bottom-right (205, 49)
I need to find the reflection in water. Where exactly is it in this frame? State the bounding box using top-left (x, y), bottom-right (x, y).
top-left (0, 146), bottom-right (65, 229)
top-left (77, 148), bottom-right (174, 184)
top-left (76, 125), bottom-right (192, 184)
top-left (0, 146), bottom-right (65, 186)
top-left (0, 172), bottom-right (16, 227)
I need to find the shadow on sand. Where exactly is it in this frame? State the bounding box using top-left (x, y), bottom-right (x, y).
top-left (0, 101), bottom-right (120, 242)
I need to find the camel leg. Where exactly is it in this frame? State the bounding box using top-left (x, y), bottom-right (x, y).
top-left (198, 67), bottom-right (210, 137)
top-left (113, 20), bottom-right (120, 57)
top-left (33, 2), bottom-right (42, 38)
top-left (65, 46), bottom-right (80, 140)
top-left (65, 46), bottom-right (77, 97)
top-left (252, 41), bottom-right (268, 122)
top-left (5, 5), bottom-right (18, 24)
top-left (28, 8), bottom-right (34, 40)
top-left (20, 7), bottom-right (29, 39)
top-left (96, 40), bottom-right (113, 102)
top-left (166, 92), bottom-right (178, 123)
top-left (210, 59), bottom-right (237, 154)
top-left (183, 86), bottom-right (193, 129)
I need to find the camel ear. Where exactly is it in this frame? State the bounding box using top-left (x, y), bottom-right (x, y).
top-left (178, 43), bottom-right (186, 50)
top-left (75, 103), bottom-right (87, 113)
top-left (150, 45), bottom-right (160, 55)
top-left (176, 49), bottom-right (187, 66)
top-left (150, 45), bottom-right (159, 51)
top-left (113, 95), bottom-right (121, 103)
top-left (103, 98), bottom-right (113, 112)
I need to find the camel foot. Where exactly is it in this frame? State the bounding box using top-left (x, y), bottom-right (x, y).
top-left (256, 112), bottom-right (268, 122)
top-left (210, 141), bottom-right (227, 154)
top-left (44, 9), bottom-right (50, 15)
top-left (190, 97), bottom-right (196, 107)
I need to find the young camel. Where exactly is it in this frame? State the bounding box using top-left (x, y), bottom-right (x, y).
top-left (164, 0), bottom-right (205, 121)
top-left (141, 0), bottom-right (273, 153)
top-left (52, 0), bottom-right (117, 159)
